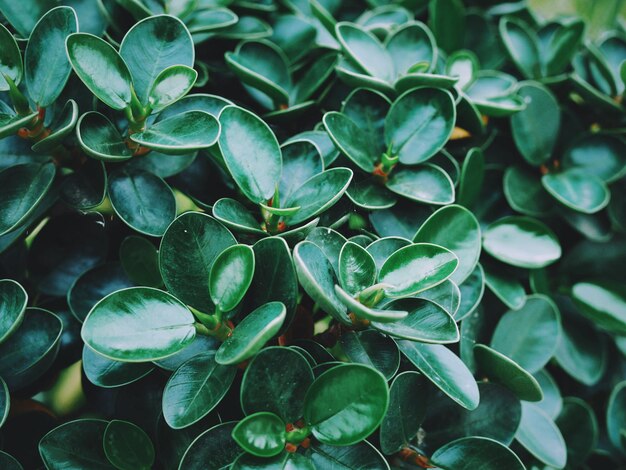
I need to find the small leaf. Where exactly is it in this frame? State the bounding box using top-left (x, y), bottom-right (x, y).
top-left (218, 105), bottom-right (282, 204)
top-left (0, 279), bottom-right (27, 344)
top-left (335, 22), bottom-right (393, 82)
top-left (76, 112), bottom-right (133, 161)
top-left (66, 33), bottom-right (133, 110)
top-left (499, 17), bottom-right (541, 79)
top-left (148, 65), bottom-right (197, 113)
top-left (379, 243), bottom-right (458, 297)
top-left (25, 6), bottom-right (78, 107)
top-left (338, 241), bottom-right (376, 295)
top-left (162, 351), bottom-right (236, 429)
top-left (396, 340), bottom-right (479, 410)
top-left (32, 99), bottom-right (79, 153)
top-left (516, 402), bottom-right (567, 469)
top-left (81, 287), bottom-right (196, 362)
top-left (385, 164), bottom-right (454, 204)
top-left (323, 111), bottom-right (375, 172)
top-left (482, 216), bottom-right (561, 268)
top-left (215, 302), bottom-right (286, 365)
top-left (103, 420), bottom-right (155, 470)
top-left (542, 169), bottom-right (610, 214)
top-left (339, 330), bottom-right (400, 380)
top-left (431, 436), bottom-right (525, 470)
top-left (232, 412), bottom-right (286, 458)
top-left (209, 244), bottom-right (255, 312)
top-left (304, 363), bottom-right (389, 445)
top-left (130, 110), bottom-right (220, 155)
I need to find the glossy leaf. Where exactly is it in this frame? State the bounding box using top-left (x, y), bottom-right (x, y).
top-left (386, 165), bottom-right (454, 205)
top-left (516, 402), bottom-right (567, 469)
top-left (119, 236), bottom-right (162, 288)
top-left (163, 351), bottom-right (236, 429)
top-left (307, 440), bottom-right (390, 469)
top-left (339, 330), bottom-right (400, 380)
top-left (542, 169), bottom-right (610, 214)
top-left (0, 279), bottom-right (27, 343)
top-left (81, 287), bottom-right (196, 362)
top-left (336, 22), bottom-right (393, 82)
top-left (232, 412), bottom-right (286, 458)
top-left (148, 65), bottom-right (197, 113)
top-left (103, 420), bottom-right (155, 470)
top-left (323, 111), bottom-right (375, 172)
top-left (66, 33), bottom-right (133, 110)
top-left (215, 302), bottom-right (286, 365)
top-left (32, 99), bottom-right (79, 153)
top-left (82, 346), bottom-right (153, 388)
top-left (304, 363), bottom-right (389, 445)
top-left (76, 112), bottom-right (132, 161)
top-left (0, 22), bottom-right (22, 90)
top-left (218, 105), bottom-right (282, 203)
top-left (209, 244), bottom-right (255, 312)
top-left (178, 422), bottom-right (241, 470)
top-left (556, 398), bottom-right (598, 464)
top-left (499, 17), bottom-right (541, 79)
top-left (431, 437), bottom-right (525, 470)
top-left (379, 243), bottom-right (458, 297)
top-left (338, 241), bottom-right (376, 295)
top-left (397, 340), bottom-right (479, 410)
top-left (572, 281), bottom-right (626, 335)
top-left (607, 381), bottom-right (626, 452)
top-left (482, 216), bottom-right (561, 268)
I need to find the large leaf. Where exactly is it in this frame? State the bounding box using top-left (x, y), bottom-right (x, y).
top-left (162, 351), bottom-right (236, 429)
top-left (516, 402), bottom-right (567, 469)
top-left (306, 440), bottom-right (390, 469)
top-left (482, 216), bottom-right (561, 268)
top-left (556, 398), bottom-right (598, 465)
top-left (241, 346), bottom-right (314, 422)
top-left (323, 111), bottom-right (375, 172)
top-left (103, 420), bottom-right (155, 470)
top-left (218, 105), bottom-right (282, 203)
top-left (130, 111), bottom-right (219, 155)
top-left (25, 6), bottom-right (77, 107)
top-left (82, 346), bottom-right (153, 388)
top-left (379, 243), bottom-right (458, 297)
top-left (215, 302), bottom-right (286, 365)
top-left (160, 212), bottom-right (236, 313)
top-left (81, 287), bottom-right (196, 362)
top-left (542, 169), bottom-right (610, 214)
top-left (108, 168), bottom-right (176, 236)
top-left (385, 165), bottom-right (454, 204)
top-left (414, 205), bottom-right (481, 284)
top-left (119, 14), bottom-right (194, 104)
top-left (499, 17), bottom-right (541, 78)
top-left (0, 163), bottom-right (55, 236)
top-left (563, 133), bottom-right (626, 183)
top-left (430, 437), bottom-right (525, 470)
top-left (178, 422), bottom-right (241, 470)
top-left (232, 412), bottom-right (286, 458)
top-left (385, 87), bottom-right (456, 165)
top-left (0, 279), bottom-right (27, 343)
top-left (66, 33), bottom-right (133, 110)
top-left (304, 363), bottom-right (389, 445)
top-left (397, 340), bottom-right (479, 410)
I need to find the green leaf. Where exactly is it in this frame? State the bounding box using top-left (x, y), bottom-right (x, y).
top-left (562, 133), bottom-right (626, 183)
top-left (215, 302), bottom-right (286, 365)
top-left (379, 243), bottom-right (458, 298)
top-left (232, 412), bottom-right (286, 458)
top-left (335, 22), bottom-right (393, 82)
top-left (431, 436), bottom-right (525, 470)
top-left (503, 166), bottom-right (554, 217)
top-left (147, 65), bottom-right (197, 113)
top-left (533, 369), bottom-right (562, 418)
top-left (0, 308), bottom-right (62, 390)
top-left (385, 87), bottom-right (456, 165)
top-left (397, 340), bottom-right (479, 410)
top-left (25, 6), bottom-right (78, 107)
top-left (428, 0), bottom-right (465, 54)
top-left (66, 33), bottom-right (133, 110)
top-left (212, 198), bottom-right (265, 235)
top-left (210, 244), bottom-right (255, 312)
top-left (81, 287), bottom-right (196, 362)
top-left (39, 419), bottom-right (114, 469)
top-left (473, 344), bottom-right (543, 402)
top-left (307, 440), bottom-right (390, 469)
top-left (0, 112), bottom-right (38, 140)
top-left (68, 263), bottom-right (132, 322)
top-left (0, 162), bottom-right (55, 236)
top-left (542, 169), bottom-right (610, 214)
top-left (108, 168), bottom-right (176, 236)
top-left (335, 285), bottom-right (408, 323)
top-left (119, 14), bottom-right (194, 104)
top-left (340, 330), bottom-right (399, 380)
top-left (32, 99), bottom-right (79, 153)
top-left (82, 346), bottom-right (153, 388)
top-left (119, 236), bottom-right (162, 288)
top-left (0, 22), bottom-right (22, 91)
top-left (416, 280), bottom-right (461, 317)
top-left (0, 279), bottom-right (27, 343)
top-left (379, 371), bottom-right (427, 455)
top-left (482, 216), bottom-right (561, 268)
top-left (0, 451), bottom-right (21, 470)
top-left (414, 205), bottom-right (481, 284)
top-left (76, 112), bottom-right (133, 161)
top-left (499, 17), bottom-right (541, 78)
top-left (0, 376), bottom-right (8, 428)
top-left (373, 298), bottom-right (458, 343)
top-left (163, 351), bottom-right (236, 429)
top-left (543, 19), bottom-right (585, 76)
top-left (284, 168), bottom-right (353, 225)
top-left (241, 346), bottom-right (314, 422)
top-left (511, 82), bottom-right (560, 166)
top-left (386, 21), bottom-right (437, 76)
top-left (457, 148), bottom-right (485, 207)
top-left (572, 281), bottom-right (626, 335)
top-left (293, 241), bottom-right (349, 324)
top-left (483, 266), bottom-right (526, 310)
top-left (366, 237), bottom-right (410, 274)
top-left (103, 420), bottom-right (155, 470)
top-left (179, 422), bottom-right (241, 470)
top-left (304, 363), bottom-right (389, 445)
top-left (323, 111), bottom-right (375, 172)
top-left (386, 164), bottom-right (454, 204)
top-left (456, 264), bottom-right (484, 321)
top-left (279, 140), bottom-right (323, 203)
top-left (160, 212), bottom-right (236, 312)
top-left (556, 398), bottom-right (598, 464)
top-left (516, 402), bottom-right (567, 469)
top-left (490, 295), bottom-right (560, 373)
top-left (218, 105), bottom-right (282, 204)
top-left (187, 8), bottom-right (239, 34)
top-left (338, 241), bottom-right (376, 295)
top-left (446, 50), bottom-right (478, 90)
top-left (607, 381), bottom-right (626, 452)
top-left (130, 110), bottom-right (220, 155)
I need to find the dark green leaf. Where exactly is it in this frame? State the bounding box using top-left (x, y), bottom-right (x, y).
top-left (179, 422), bottom-right (241, 470)
top-left (209, 244), bottom-right (254, 312)
top-left (386, 164), bottom-right (454, 204)
top-left (119, 236), bottom-right (162, 288)
top-left (572, 281), bottom-right (626, 335)
top-left (232, 412), bottom-right (286, 458)
top-left (148, 64), bottom-right (197, 113)
top-left (515, 402), bottom-right (567, 469)
top-left (0, 22), bottom-right (22, 90)
top-left (431, 436), bottom-right (524, 470)
top-left (339, 330), bottom-right (400, 380)
top-left (76, 112), bottom-right (132, 161)
top-left (556, 398), bottom-right (598, 464)
top-left (338, 241), bottom-right (376, 295)
top-left (0, 279), bottom-right (27, 343)
top-left (103, 420), bottom-right (154, 470)
top-left (542, 169), bottom-right (610, 214)
top-left (82, 345), bottom-right (153, 388)
top-left (607, 381), bottom-right (626, 452)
